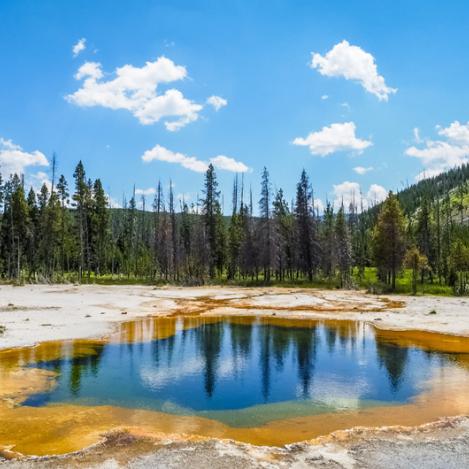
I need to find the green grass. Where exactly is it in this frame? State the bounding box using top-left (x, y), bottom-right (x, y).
top-left (1, 268), bottom-right (456, 296)
top-left (195, 268), bottom-right (454, 296)
top-left (355, 267), bottom-right (453, 296)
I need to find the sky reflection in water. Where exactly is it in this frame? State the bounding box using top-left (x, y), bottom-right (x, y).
top-left (22, 317), bottom-right (458, 426)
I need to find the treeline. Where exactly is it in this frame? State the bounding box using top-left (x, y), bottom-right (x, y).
top-left (1, 161), bottom-right (469, 293)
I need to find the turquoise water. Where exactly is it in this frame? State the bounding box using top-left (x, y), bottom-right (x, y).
top-left (22, 317), bottom-right (458, 426)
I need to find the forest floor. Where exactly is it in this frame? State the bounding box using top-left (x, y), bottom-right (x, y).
top-left (1, 285), bottom-right (469, 467)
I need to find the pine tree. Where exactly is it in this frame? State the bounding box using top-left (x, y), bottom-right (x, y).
top-left (37, 183), bottom-right (52, 276)
top-left (259, 167), bottom-right (272, 281)
top-left (335, 204), bottom-right (352, 287)
top-left (192, 196), bottom-right (207, 281)
top-left (456, 182), bottom-right (468, 225)
top-left (1, 176), bottom-right (30, 280)
top-left (415, 194), bottom-right (435, 281)
top-left (169, 181), bottom-right (178, 281)
top-left (373, 192), bottom-right (407, 290)
top-left (405, 246), bottom-right (429, 295)
top-left (238, 183), bottom-right (256, 280)
top-left (202, 164), bottom-right (223, 279)
top-left (272, 188), bottom-right (294, 281)
top-left (321, 202), bottom-right (335, 278)
top-left (25, 187), bottom-right (38, 278)
top-left (73, 161), bottom-right (88, 280)
top-left (295, 170), bottom-right (317, 281)
top-left (179, 197), bottom-right (192, 280)
top-left (56, 175), bottom-right (70, 275)
top-left (355, 197), bottom-right (370, 279)
top-left (125, 191), bottom-right (137, 277)
top-left (450, 239), bottom-right (469, 295)
top-left (441, 192), bottom-right (454, 284)
top-left (227, 177), bottom-right (243, 280)
top-left (152, 180), bottom-right (164, 278)
top-left (91, 179), bottom-right (109, 276)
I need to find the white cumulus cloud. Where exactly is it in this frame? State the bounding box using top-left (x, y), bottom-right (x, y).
top-left (353, 166), bottom-right (373, 175)
top-left (209, 155), bottom-right (249, 172)
top-left (414, 168), bottom-right (445, 182)
top-left (437, 120), bottom-right (469, 145)
top-left (314, 198), bottom-right (325, 214)
top-left (141, 144), bottom-right (249, 173)
top-left (75, 61), bottom-right (102, 80)
top-left (73, 38), bottom-right (86, 57)
top-left (332, 181), bottom-right (361, 209)
top-left (107, 195), bottom-right (122, 209)
top-left (142, 145), bottom-right (208, 173)
top-left (207, 95), bottom-right (227, 111)
top-left (0, 137), bottom-right (49, 177)
top-left (293, 122), bottom-right (372, 156)
top-left (28, 171), bottom-right (52, 192)
top-left (367, 184), bottom-right (388, 205)
top-left (405, 120), bottom-right (469, 181)
top-left (135, 187), bottom-right (157, 197)
top-left (311, 40), bottom-right (397, 101)
top-left (66, 56), bottom-right (203, 131)
top-left (332, 181), bottom-right (387, 210)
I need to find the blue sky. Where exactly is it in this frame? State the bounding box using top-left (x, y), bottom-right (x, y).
top-left (1, 0), bottom-right (469, 211)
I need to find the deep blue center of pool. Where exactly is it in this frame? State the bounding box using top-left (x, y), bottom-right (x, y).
top-left (22, 318), bottom-right (458, 426)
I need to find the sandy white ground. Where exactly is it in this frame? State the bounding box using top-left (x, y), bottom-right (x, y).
top-left (1, 284), bottom-right (469, 350)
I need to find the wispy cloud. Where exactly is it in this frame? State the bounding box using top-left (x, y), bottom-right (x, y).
top-left (135, 187), bottom-right (157, 197)
top-left (353, 166), bottom-right (373, 175)
top-left (207, 95), bottom-right (228, 111)
top-left (72, 38), bottom-right (86, 57)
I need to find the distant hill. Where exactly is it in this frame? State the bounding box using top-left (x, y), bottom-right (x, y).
top-left (369, 164), bottom-right (469, 222)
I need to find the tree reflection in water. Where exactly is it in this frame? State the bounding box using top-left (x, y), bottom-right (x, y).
top-left (376, 341), bottom-right (409, 391)
top-left (20, 317), bottom-right (461, 423)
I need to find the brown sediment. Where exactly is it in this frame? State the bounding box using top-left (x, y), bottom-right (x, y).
top-left (0, 341), bottom-right (106, 370)
top-left (373, 326), bottom-right (469, 354)
top-left (161, 291), bottom-right (405, 318)
top-left (0, 368), bottom-right (57, 405)
top-left (379, 298), bottom-right (406, 309)
top-left (0, 305), bottom-right (60, 313)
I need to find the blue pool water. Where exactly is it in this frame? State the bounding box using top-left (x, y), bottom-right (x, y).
top-left (22, 317), bottom-right (457, 426)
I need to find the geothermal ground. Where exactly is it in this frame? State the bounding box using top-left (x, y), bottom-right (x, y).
top-left (1, 285), bottom-right (468, 468)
